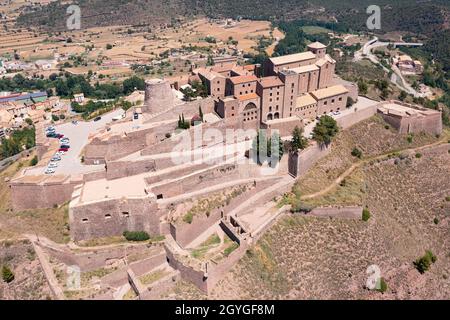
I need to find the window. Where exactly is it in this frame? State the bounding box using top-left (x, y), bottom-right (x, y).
top-left (122, 212), bottom-right (130, 218)
top-left (157, 194), bottom-right (164, 199)
top-left (339, 97), bottom-right (342, 101)
top-left (105, 214), bottom-right (112, 219)
top-left (324, 101), bottom-right (327, 105)
top-left (332, 99), bottom-right (335, 103)
top-left (82, 218), bottom-right (89, 223)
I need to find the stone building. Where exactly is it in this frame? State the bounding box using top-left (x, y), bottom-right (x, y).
top-left (192, 41), bottom-right (352, 132)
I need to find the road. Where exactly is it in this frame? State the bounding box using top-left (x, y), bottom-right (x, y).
top-left (354, 37), bottom-right (426, 98)
top-left (26, 109), bottom-right (124, 176)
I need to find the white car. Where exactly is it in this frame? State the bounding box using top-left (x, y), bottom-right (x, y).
top-left (60, 138), bottom-right (70, 143)
top-left (56, 151), bottom-right (65, 156)
top-left (333, 111), bottom-right (341, 116)
top-left (51, 156), bottom-right (61, 162)
top-left (44, 168), bottom-right (55, 174)
top-left (48, 162), bottom-right (58, 168)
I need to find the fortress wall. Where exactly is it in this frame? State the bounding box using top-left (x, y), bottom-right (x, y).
top-left (336, 104), bottom-right (378, 130)
top-left (69, 197), bottom-right (162, 241)
top-left (308, 206), bottom-right (363, 219)
top-left (10, 179), bottom-right (77, 211)
top-left (164, 243), bottom-right (208, 293)
top-left (207, 243), bottom-right (248, 290)
top-left (106, 159), bottom-right (156, 180)
top-left (83, 170), bottom-right (107, 182)
top-left (288, 142), bottom-right (331, 178)
top-left (145, 97), bottom-right (215, 123)
top-left (150, 164), bottom-right (240, 198)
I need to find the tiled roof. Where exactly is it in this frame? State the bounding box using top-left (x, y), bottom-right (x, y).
top-left (269, 51), bottom-right (316, 66)
top-left (310, 85), bottom-right (348, 100)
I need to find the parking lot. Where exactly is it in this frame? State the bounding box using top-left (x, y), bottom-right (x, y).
top-left (26, 110), bottom-right (124, 176)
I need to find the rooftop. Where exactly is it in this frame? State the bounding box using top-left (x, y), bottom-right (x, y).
top-left (307, 41), bottom-right (327, 49)
top-left (229, 74), bottom-right (258, 85)
top-left (291, 64), bottom-right (319, 74)
top-left (237, 92), bottom-right (259, 101)
top-left (258, 76), bottom-right (284, 88)
top-left (310, 85), bottom-right (348, 100)
top-left (269, 51), bottom-right (316, 66)
top-left (296, 94), bottom-right (317, 107)
top-left (378, 102), bottom-right (439, 118)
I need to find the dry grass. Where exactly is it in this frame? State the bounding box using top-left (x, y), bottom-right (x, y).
top-left (209, 143), bottom-right (450, 299)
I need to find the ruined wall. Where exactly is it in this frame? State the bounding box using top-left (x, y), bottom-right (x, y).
top-left (69, 196), bottom-right (162, 241)
top-left (165, 243), bottom-right (208, 293)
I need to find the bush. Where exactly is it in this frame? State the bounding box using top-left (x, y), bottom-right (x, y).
top-left (362, 208), bottom-right (371, 221)
top-left (223, 242), bottom-right (239, 257)
top-left (30, 155), bottom-right (38, 166)
top-left (433, 217), bottom-right (439, 225)
top-left (445, 196), bottom-right (450, 202)
top-left (415, 153), bottom-right (422, 158)
top-left (183, 212), bottom-right (193, 224)
top-left (2, 265), bottom-right (14, 283)
top-left (351, 147), bottom-right (362, 159)
top-left (407, 134), bottom-right (413, 143)
top-left (413, 250), bottom-right (437, 274)
top-left (122, 231), bottom-right (150, 241)
top-left (376, 277), bottom-right (388, 293)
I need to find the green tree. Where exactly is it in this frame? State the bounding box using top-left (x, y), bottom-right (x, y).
top-left (362, 208), bottom-right (371, 221)
top-left (414, 250), bottom-right (437, 274)
top-left (312, 115), bottom-right (339, 147)
top-left (290, 126), bottom-right (308, 151)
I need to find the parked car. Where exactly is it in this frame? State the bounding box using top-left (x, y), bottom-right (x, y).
top-left (58, 148), bottom-right (69, 152)
top-left (46, 132), bottom-right (57, 138)
top-left (44, 168), bottom-right (55, 174)
top-left (72, 120), bottom-right (78, 125)
top-left (48, 162), bottom-right (58, 168)
top-left (60, 138), bottom-right (70, 143)
top-left (60, 144), bottom-right (70, 149)
top-left (333, 111), bottom-right (341, 116)
top-left (55, 134), bottom-right (64, 139)
top-left (56, 150), bottom-right (66, 155)
top-left (133, 113), bottom-right (139, 120)
top-left (94, 116), bottom-right (102, 122)
top-left (51, 156), bottom-right (61, 162)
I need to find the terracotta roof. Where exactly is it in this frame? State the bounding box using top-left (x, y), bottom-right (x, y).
top-left (229, 75), bottom-right (257, 85)
top-left (269, 51), bottom-right (316, 66)
top-left (258, 76), bottom-right (284, 88)
top-left (307, 41), bottom-right (327, 49)
top-left (291, 64), bottom-right (319, 73)
top-left (296, 94), bottom-right (317, 107)
top-left (310, 85), bottom-right (348, 100)
top-left (237, 92), bottom-right (259, 101)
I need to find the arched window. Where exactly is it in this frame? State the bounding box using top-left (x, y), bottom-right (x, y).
top-left (267, 113), bottom-right (273, 121)
top-left (274, 112), bottom-right (280, 119)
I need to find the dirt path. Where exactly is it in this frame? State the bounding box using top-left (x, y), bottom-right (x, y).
top-left (301, 139), bottom-right (449, 200)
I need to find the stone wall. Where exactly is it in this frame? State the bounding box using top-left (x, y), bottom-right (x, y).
top-left (9, 175), bottom-right (80, 211)
top-left (106, 159), bottom-right (156, 180)
top-left (336, 103), bottom-right (378, 130)
top-left (69, 196), bottom-right (162, 241)
top-left (288, 142), bottom-right (331, 178)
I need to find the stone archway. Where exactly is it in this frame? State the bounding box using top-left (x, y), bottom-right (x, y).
top-left (267, 113), bottom-right (273, 121)
top-left (274, 112), bottom-right (280, 119)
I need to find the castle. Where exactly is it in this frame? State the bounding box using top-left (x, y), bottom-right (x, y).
top-left (191, 42), bottom-right (357, 135)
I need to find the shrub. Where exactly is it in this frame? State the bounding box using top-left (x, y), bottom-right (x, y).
top-left (2, 265), bottom-right (14, 283)
top-left (376, 277), bottom-right (388, 293)
top-left (445, 196), bottom-right (450, 202)
top-left (351, 147), bottom-right (362, 159)
top-left (362, 208), bottom-right (371, 221)
top-left (122, 231), bottom-right (150, 241)
top-left (433, 217), bottom-right (439, 225)
top-left (30, 155), bottom-right (38, 166)
top-left (183, 212), bottom-right (193, 224)
top-left (406, 134), bottom-right (413, 143)
top-left (413, 250), bottom-right (437, 274)
top-left (415, 153), bottom-right (422, 158)
top-left (384, 124), bottom-right (390, 130)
